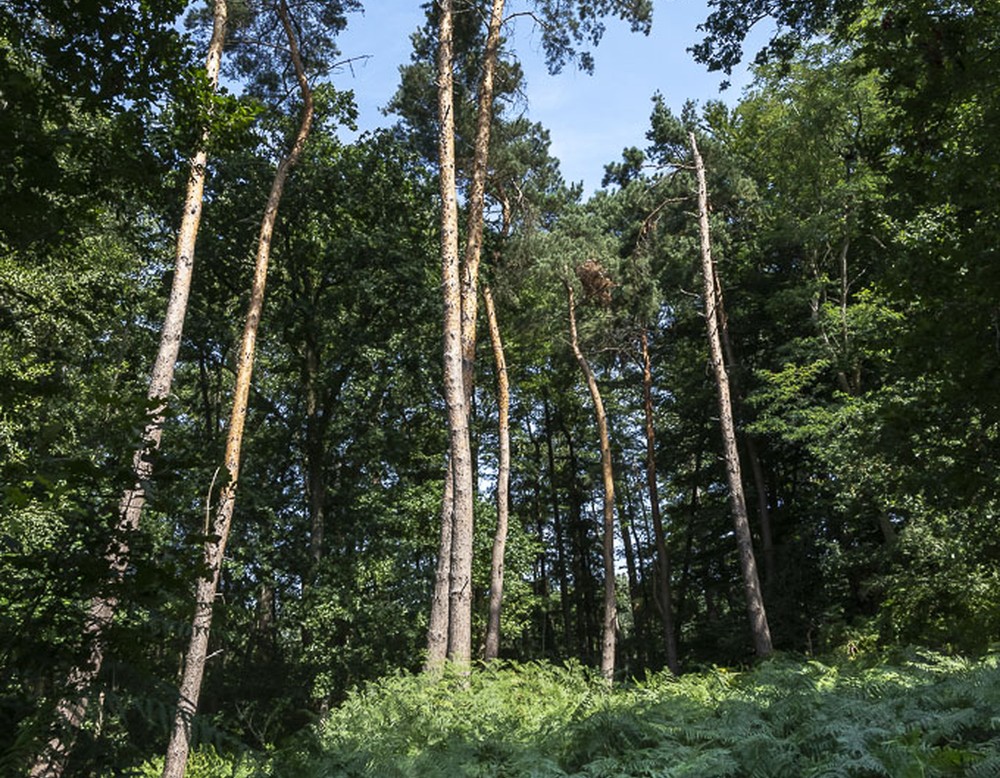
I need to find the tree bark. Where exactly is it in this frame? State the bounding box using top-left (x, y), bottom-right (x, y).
top-left (303, 330), bottom-right (326, 565)
top-left (459, 0), bottom-right (506, 399)
top-left (429, 0), bottom-right (506, 668)
top-left (640, 329), bottom-right (679, 673)
top-left (29, 6), bottom-right (229, 776)
top-left (483, 284), bottom-right (510, 660)
top-left (689, 132), bottom-right (773, 659)
top-left (675, 448), bottom-right (702, 645)
top-left (543, 394), bottom-right (573, 647)
top-left (712, 266), bottom-right (777, 589)
top-left (431, 0), bottom-right (475, 667)
top-left (161, 5), bottom-right (313, 775)
top-left (565, 280), bottom-right (617, 682)
top-left (425, 463), bottom-right (453, 668)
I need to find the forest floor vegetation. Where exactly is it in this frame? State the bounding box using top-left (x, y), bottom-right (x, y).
top-left (130, 649), bottom-right (1000, 777)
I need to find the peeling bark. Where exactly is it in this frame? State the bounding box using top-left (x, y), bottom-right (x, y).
top-left (161, 4), bottom-right (314, 775)
top-left (29, 6), bottom-right (229, 776)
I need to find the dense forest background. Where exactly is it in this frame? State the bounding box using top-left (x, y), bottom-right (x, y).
top-left (2, 0), bottom-right (999, 775)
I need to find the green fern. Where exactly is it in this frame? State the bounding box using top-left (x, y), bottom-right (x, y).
top-left (144, 652), bottom-right (1000, 777)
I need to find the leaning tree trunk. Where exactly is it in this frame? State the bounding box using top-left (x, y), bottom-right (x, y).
top-left (712, 265), bottom-right (776, 588)
top-left (29, 5), bottom-right (229, 776)
top-left (689, 131), bottom-right (773, 659)
top-left (483, 284), bottom-right (510, 660)
top-left (565, 280), bottom-right (617, 682)
top-left (640, 329), bottom-right (679, 674)
top-left (160, 5), bottom-right (314, 776)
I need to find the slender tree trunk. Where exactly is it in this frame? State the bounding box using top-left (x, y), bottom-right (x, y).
top-left (527, 431), bottom-right (551, 655)
top-left (304, 332), bottom-right (326, 565)
top-left (745, 436), bottom-right (776, 586)
top-left (712, 267), bottom-right (777, 589)
top-left (640, 330), bottom-right (679, 673)
top-left (426, 465), bottom-right (453, 668)
top-left (28, 7), bottom-right (228, 776)
top-left (459, 0), bottom-right (506, 397)
top-left (565, 281), bottom-right (617, 682)
top-left (675, 442), bottom-right (704, 649)
top-left (610, 449), bottom-right (643, 663)
top-left (563, 430), bottom-right (596, 661)
top-left (543, 395), bottom-right (572, 648)
top-left (616, 486), bottom-right (642, 665)
top-left (453, 0), bottom-right (506, 663)
top-left (483, 285), bottom-right (510, 660)
top-left (161, 6), bottom-right (313, 776)
top-left (689, 132), bottom-right (773, 659)
top-left (432, 0), bottom-right (475, 667)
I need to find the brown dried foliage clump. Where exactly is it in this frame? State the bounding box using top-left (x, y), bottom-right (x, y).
top-left (576, 259), bottom-right (614, 307)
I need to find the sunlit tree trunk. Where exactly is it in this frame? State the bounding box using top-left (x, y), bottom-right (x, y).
top-left (483, 284), bottom-right (510, 660)
top-left (459, 0), bottom-right (505, 395)
top-left (161, 5), bottom-right (314, 775)
top-left (565, 280), bottom-right (617, 682)
top-left (690, 131), bottom-right (773, 658)
top-left (28, 6), bottom-right (229, 776)
top-left (428, 0), bottom-right (506, 668)
top-left (429, 0), bottom-right (475, 667)
top-left (640, 329), bottom-right (679, 673)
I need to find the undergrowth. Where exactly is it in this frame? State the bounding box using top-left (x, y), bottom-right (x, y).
top-left (131, 650), bottom-right (1000, 777)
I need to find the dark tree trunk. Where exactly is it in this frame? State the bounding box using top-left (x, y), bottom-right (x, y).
top-left (543, 395), bottom-right (573, 650)
top-left (675, 448), bottom-right (702, 649)
top-left (640, 329), bottom-right (679, 673)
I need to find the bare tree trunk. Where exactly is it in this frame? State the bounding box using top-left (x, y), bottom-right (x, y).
top-left (304, 332), bottom-right (326, 565)
top-left (432, 0), bottom-right (475, 667)
top-left (616, 488), bottom-right (642, 664)
top-left (483, 284), bottom-right (510, 660)
top-left (459, 0), bottom-right (506, 397)
top-left (565, 281), bottom-right (617, 682)
top-left (640, 329), bottom-right (679, 673)
top-left (712, 267), bottom-right (776, 589)
top-left (689, 132), bottom-right (773, 659)
top-left (161, 6), bottom-right (313, 776)
top-left (543, 395), bottom-right (572, 647)
top-left (28, 7), bottom-right (228, 776)
top-left (425, 464), bottom-right (453, 669)
top-left (428, 0), bottom-right (506, 667)
top-left (674, 450), bottom-right (701, 645)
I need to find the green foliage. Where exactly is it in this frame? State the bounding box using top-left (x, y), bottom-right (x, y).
top-left (218, 654), bottom-right (1000, 776)
top-left (129, 745), bottom-right (260, 778)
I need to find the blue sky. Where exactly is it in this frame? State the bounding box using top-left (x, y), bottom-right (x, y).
top-left (331, 2), bottom-right (772, 195)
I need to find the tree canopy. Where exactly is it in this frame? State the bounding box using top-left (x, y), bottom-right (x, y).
top-left (2, 0), bottom-right (1000, 774)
